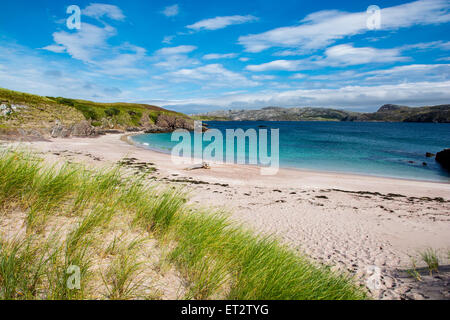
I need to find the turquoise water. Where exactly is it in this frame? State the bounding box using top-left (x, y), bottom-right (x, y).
top-left (131, 121), bottom-right (450, 182)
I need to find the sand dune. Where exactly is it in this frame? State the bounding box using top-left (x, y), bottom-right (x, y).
top-left (3, 133), bottom-right (449, 300)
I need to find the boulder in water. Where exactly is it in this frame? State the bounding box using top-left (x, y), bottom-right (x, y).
top-left (436, 149), bottom-right (450, 170)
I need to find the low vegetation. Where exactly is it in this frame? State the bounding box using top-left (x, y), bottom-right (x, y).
top-left (407, 248), bottom-right (449, 280)
top-left (0, 149), bottom-right (366, 300)
top-left (420, 248), bottom-right (440, 276)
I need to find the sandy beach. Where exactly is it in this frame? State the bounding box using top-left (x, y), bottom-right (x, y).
top-left (2, 133), bottom-right (449, 300)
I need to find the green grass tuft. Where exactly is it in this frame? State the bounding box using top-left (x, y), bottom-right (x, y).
top-left (0, 149), bottom-right (367, 300)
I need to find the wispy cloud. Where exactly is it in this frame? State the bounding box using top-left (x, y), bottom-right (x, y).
top-left (0, 43), bottom-right (126, 100)
top-left (155, 45), bottom-right (197, 55)
top-left (42, 4), bottom-right (147, 77)
top-left (163, 81), bottom-right (450, 111)
top-left (246, 44), bottom-right (407, 71)
top-left (251, 75), bottom-right (276, 80)
top-left (162, 35), bottom-right (175, 44)
top-left (400, 40), bottom-right (450, 51)
top-left (153, 45), bottom-right (199, 70)
top-left (308, 64), bottom-right (450, 85)
top-left (246, 60), bottom-right (306, 72)
top-left (239, 0), bottom-right (450, 52)
top-left (163, 64), bottom-right (258, 87)
top-left (187, 15), bottom-right (258, 31)
top-left (83, 3), bottom-right (126, 21)
top-left (203, 53), bottom-right (237, 60)
top-left (322, 44), bottom-right (407, 66)
top-left (43, 23), bottom-right (116, 63)
top-left (162, 4), bottom-right (180, 17)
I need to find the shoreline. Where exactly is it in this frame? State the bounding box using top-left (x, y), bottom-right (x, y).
top-left (127, 132), bottom-right (450, 187)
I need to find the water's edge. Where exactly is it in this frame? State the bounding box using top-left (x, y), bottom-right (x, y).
top-left (127, 132), bottom-right (450, 184)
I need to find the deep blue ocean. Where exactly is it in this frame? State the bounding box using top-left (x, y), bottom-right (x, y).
top-left (131, 121), bottom-right (450, 182)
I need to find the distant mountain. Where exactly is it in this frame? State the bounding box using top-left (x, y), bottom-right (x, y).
top-left (192, 104), bottom-right (450, 123)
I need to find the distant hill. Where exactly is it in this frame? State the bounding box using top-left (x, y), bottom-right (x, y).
top-left (0, 88), bottom-right (191, 140)
top-left (193, 104), bottom-right (450, 123)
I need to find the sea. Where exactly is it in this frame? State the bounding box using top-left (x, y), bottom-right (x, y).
top-left (130, 121), bottom-right (450, 182)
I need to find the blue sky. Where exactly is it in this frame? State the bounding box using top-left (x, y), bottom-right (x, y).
top-left (0, 0), bottom-right (449, 113)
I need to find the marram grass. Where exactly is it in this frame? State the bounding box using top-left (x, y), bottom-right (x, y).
top-left (0, 149), bottom-right (367, 300)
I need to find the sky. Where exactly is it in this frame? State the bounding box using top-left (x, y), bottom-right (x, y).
top-left (0, 0), bottom-right (449, 113)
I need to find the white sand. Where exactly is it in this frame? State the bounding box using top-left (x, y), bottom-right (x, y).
top-left (3, 133), bottom-right (450, 300)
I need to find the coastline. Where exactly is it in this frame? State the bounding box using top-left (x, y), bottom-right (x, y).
top-left (2, 133), bottom-right (450, 300)
top-left (126, 132), bottom-right (450, 193)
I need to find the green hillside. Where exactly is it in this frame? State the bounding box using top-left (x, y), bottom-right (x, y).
top-left (0, 88), bottom-right (187, 133)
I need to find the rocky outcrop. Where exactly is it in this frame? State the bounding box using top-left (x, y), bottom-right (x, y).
top-left (50, 120), bottom-right (97, 138)
top-left (156, 114), bottom-right (194, 131)
top-left (145, 114), bottom-right (196, 133)
top-left (0, 103), bottom-right (28, 116)
top-left (436, 149), bottom-right (450, 170)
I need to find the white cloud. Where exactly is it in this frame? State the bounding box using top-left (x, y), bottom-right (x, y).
top-left (83, 3), bottom-right (125, 21)
top-left (290, 73), bottom-right (307, 79)
top-left (400, 40), bottom-right (450, 51)
top-left (239, 0), bottom-right (450, 52)
top-left (313, 63), bottom-right (450, 82)
top-left (0, 43), bottom-right (127, 100)
top-left (246, 44), bottom-right (407, 71)
top-left (163, 81), bottom-right (450, 110)
top-left (363, 64), bottom-right (450, 83)
top-left (96, 44), bottom-right (147, 76)
top-left (251, 75), bottom-right (276, 80)
top-left (203, 53), bottom-right (237, 60)
top-left (322, 44), bottom-right (407, 66)
top-left (42, 44), bottom-right (66, 53)
top-left (162, 4), bottom-right (180, 17)
top-left (155, 45), bottom-right (197, 56)
top-left (162, 35), bottom-right (175, 44)
top-left (239, 57), bottom-right (250, 62)
top-left (43, 5), bottom-right (146, 77)
top-left (246, 60), bottom-right (306, 72)
top-left (44, 23), bottom-right (116, 63)
top-left (153, 45), bottom-right (199, 70)
top-left (187, 15), bottom-right (258, 31)
top-left (164, 64), bottom-right (258, 87)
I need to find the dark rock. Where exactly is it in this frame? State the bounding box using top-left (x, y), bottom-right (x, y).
top-left (436, 149), bottom-right (450, 170)
top-left (50, 122), bottom-right (71, 138)
top-left (144, 125), bottom-right (172, 134)
top-left (426, 152), bottom-right (435, 158)
top-left (50, 120), bottom-right (98, 138)
top-left (144, 114), bottom-right (204, 133)
top-left (101, 129), bottom-right (124, 134)
top-left (156, 114), bottom-right (195, 131)
top-left (126, 127), bottom-right (141, 132)
top-left (72, 120), bottom-right (97, 136)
